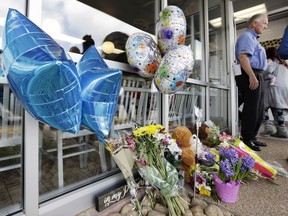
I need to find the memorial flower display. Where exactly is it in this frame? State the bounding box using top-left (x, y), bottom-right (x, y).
top-left (125, 124), bottom-right (185, 216)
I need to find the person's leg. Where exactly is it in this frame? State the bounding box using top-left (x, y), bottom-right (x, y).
top-left (271, 108), bottom-right (288, 138)
top-left (254, 72), bottom-right (265, 137)
top-left (260, 107), bottom-right (275, 136)
top-left (251, 73), bottom-right (268, 147)
top-left (240, 72), bottom-right (261, 151)
top-left (269, 76), bottom-right (277, 86)
top-left (241, 72), bottom-right (264, 139)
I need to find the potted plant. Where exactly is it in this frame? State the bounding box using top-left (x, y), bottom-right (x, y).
top-left (205, 147), bottom-right (255, 203)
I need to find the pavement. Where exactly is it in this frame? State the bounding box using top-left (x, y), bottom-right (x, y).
top-left (206, 134), bottom-right (288, 216)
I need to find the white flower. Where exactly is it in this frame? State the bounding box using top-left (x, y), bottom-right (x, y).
top-left (167, 140), bottom-right (182, 157)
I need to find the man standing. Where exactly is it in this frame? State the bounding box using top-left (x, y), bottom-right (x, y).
top-left (235, 13), bottom-right (268, 151)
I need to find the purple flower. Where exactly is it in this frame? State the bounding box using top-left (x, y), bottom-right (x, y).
top-left (219, 147), bottom-right (225, 157)
top-left (196, 173), bottom-right (206, 184)
top-left (241, 156), bottom-right (255, 172)
top-left (220, 159), bottom-right (235, 179)
top-left (205, 152), bottom-right (216, 164)
top-left (219, 147), bottom-right (239, 165)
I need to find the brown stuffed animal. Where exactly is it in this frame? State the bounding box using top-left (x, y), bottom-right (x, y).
top-left (190, 123), bottom-right (214, 147)
top-left (190, 123), bottom-right (210, 140)
top-left (172, 126), bottom-right (196, 183)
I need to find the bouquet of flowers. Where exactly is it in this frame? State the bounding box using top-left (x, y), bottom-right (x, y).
top-left (125, 124), bottom-right (185, 216)
top-left (205, 124), bottom-right (221, 146)
top-left (190, 168), bottom-right (214, 197)
top-left (205, 147), bottom-right (255, 183)
top-left (105, 135), bottom-right (136, 179)
top-left (105, 135), bottom-right (141, 214)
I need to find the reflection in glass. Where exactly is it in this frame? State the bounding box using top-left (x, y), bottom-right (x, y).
top-left (41, 0), bottom-right (157, 62)
top-left (170, 0), bottom-right (205, 81)
top-left (168, 83), bottom-right (206, 130)
top-left (0, 1), bottom-right (25, 214)
top-left (209, 88), bottom-right (228, 129)
top-left (208, 0), bottom-right (228, 85)
top-left (0, 85), bottom-right (23, 213)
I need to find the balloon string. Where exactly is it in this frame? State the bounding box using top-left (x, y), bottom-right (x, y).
top-left (193, 122), bottom-right (200, 200)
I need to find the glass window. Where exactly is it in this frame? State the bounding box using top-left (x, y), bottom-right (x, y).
top-left (0, 1), bottom-right (26, 214)
top-left (209, 88), bottom-right (228, 129)
top-left (208, 0), bottom-right (229, 86)
top-left (169, 0), bottom-right (205, 81)
top-left (41, 0), bottom-right (158, 63)
top-left (168, 83), bottom-right (206, 131)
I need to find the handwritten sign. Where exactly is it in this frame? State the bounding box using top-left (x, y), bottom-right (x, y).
top-left (95, 184), bottom-right (130, 212)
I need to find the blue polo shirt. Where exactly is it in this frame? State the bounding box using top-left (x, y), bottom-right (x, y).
top-left (278, 25), bottom-right (288, 59)
top-left (235, 29), bottom-right (267, 71)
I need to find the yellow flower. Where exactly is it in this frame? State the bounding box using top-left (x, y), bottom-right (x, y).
top-left (199, 185), bottom-right (211, 197)
top-left (189, 165), bottom-right (195, 175)
top-left (133, 127), bottom-right (145, 136)
top-left (133, 124), bottom-right (164, 137)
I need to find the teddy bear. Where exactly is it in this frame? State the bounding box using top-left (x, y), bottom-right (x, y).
top-left (190, 122), bottom-right (210, 140)
top-left (172, 126), bottom-right (196, 183)
top-left (190, 121), bottom-right (222, 147)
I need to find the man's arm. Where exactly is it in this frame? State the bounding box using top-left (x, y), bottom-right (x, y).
top-left (238, 54), bottom-right (259, 90)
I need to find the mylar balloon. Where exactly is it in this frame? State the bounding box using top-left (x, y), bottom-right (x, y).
top-left (154, 45), bottom-right (194, 94)
top-left (125, 32), bottom-right (162, 78)
top-left (77, 46), bottom-right (122, 141)
top-left (1, 9), bottom-right (82, 134)
top-left (156, 5), bottom-right (186, 55)
top-left (77, 45), bottom-right (108, 72)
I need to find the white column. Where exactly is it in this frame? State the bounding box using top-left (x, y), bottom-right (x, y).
top-left (24, 111), bottom-right (39, 216)
top-left (24, 1), bottom-right (42, 215)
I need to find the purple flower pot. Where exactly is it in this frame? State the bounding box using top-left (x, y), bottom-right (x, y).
top-left (213, 174), bottom-right (241, 203)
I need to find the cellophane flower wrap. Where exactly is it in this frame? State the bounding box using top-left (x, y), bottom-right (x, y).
top-left (105, 135), bottom-right (141, 213)
top-left (126, 124), bottom-right (185, 216)
top-left (205, 147), bottom-right (255, 183)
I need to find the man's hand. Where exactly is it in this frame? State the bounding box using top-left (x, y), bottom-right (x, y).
top-left (248, 75), bottom-right (259, 90)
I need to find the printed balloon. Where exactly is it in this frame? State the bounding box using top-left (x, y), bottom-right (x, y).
top-left (78, 46), bottom-right (122, 141)
top-left (156, 5), bottom-right (186, 55)
top-left (126, 32), bottom-right (162, 78)
top-left (154, 45), bottom-right (194, 94)
top-left (1, 9), bottom-right (82, 134)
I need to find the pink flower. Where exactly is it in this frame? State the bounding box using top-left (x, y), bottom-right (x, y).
top-left (137, 158), bottom-right (147, 166)
top-left (219, 132), bottom-right (233, 142)
top-left (126, 136), bottom-right (136, 151)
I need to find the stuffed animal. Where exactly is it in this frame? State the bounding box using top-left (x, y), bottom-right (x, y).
top-left (190, 122), bottom-right (210, 140)
top-left (172, 126), bottom-right (196, 183)
top-left (190, 122), bottom-right (222, 147)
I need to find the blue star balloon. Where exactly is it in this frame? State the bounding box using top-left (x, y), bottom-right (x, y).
top-left (77, 46), bottom-right (122, 141)
top-left (1, 9), bottom-right (82, 134)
